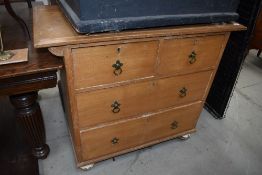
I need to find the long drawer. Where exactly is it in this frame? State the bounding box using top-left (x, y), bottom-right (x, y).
top-left (72, 41), bottom-right (158, 89)
top-left (76, 70), bottom-right (212, 128)
top-left (80, 102), bottom-right (202, 162)
top-left (158, 35), bottom-right (225, 75)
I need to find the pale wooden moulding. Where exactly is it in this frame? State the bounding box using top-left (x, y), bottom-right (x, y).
top-left (48, 46), bottom-right (64, 57)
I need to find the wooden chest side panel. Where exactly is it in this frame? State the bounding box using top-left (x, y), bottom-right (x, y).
top-left (60, 48), bottom-right (83, 163)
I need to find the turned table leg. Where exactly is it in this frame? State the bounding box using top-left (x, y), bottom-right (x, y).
top-left (10, 91), bottom-right (50, 159)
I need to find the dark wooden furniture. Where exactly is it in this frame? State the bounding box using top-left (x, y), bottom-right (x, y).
top-left (0, 0), bottom-right (33, 39)
top-left (206, 0), bottom-right (262, 119)
top-left (249, 8), bottom-right (262, 57)
top-left (0, 96), bottom-right (39, 175)
top-left (0, 2), bottom-right (63, 173)
top-left (33, 5), bottom-right (245, 169)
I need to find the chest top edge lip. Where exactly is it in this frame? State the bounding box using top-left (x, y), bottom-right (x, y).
top-left (51, 32), bottom-right (227, 52)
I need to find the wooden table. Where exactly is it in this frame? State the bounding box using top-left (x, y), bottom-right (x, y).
top-left (0, 2), bottom-right (63, 164)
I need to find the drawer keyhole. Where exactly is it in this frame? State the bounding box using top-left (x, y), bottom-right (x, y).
top-left (179, 87), bottom-right (187, 97)
top-left (171, 121), bottom-right (178, 130)
top-left (111, 137), bottom-right (119, 145)
top-left (117, 47), bottom-right (121, 53)
top-left (188, 51), bottom-right (197, 64)
top-left (111, 101), bottom-right (121, 113)
top-left (112, 60), bottom-right (123, 76)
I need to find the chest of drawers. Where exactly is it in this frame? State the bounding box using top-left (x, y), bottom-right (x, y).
top-left (62, 33), bottom-right (226, 166)
top-left (33, 6), bottom-right (246, 168)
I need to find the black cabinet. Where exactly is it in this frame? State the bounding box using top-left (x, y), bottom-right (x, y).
top-left (205, 0), bottom-right (262, 119)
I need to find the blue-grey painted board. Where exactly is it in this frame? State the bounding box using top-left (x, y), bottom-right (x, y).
top-left (58, 0), bottom-right (240, 33)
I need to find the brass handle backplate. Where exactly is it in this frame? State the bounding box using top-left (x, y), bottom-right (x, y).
top-left (111, 137), bottom-right (119, 145)
top-left (111, 101), bottom-right (121, 113)
top-left (171, 121), bottom-right (178, 130)
top-left (179, 87), bottom-right (187, 97)
top-left (188, 51), bottom-right (197, 64)
top-left (112, 60), bottom-right (123, 76)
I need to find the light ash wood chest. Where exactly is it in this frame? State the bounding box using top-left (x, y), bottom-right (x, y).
top-left (33, 6), bottom-right (246, 168)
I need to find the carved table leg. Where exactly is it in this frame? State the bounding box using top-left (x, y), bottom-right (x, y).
top-left (10, 91), bottom-right (50, 159)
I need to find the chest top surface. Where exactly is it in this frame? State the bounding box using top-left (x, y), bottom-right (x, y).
top-left (33, 6), bottom-right (246, 49)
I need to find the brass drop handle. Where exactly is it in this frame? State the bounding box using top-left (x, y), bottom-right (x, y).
top-left (179, 87), bottom-right (187, 97)
top-left (111, 101), bottom-right (121, 113)
top-left (171, 121), bottom-right (178, 130)
top-left (112, 60), bottom-right (123, 76)
top-left (188, 51), bottom-right (197, 64)
top-left (111, 137), bottom-right (119, 145)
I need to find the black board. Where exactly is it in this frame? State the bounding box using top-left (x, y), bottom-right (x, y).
top-left (58, 0), bottom-right (240, 33)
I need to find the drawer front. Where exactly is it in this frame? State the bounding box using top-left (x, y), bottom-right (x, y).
top-left (80, 117), bottom-right (147, 161)
top-left (72, 41), bottom-right (158, 89)
top-left (77, 70), bottom-right (212, 128)
top-left (145, 102), bottom-right (202, 142)
top-left (80, 102), bottom-right (202, 162)
top-left (158, 35), bottom-right (225, 75)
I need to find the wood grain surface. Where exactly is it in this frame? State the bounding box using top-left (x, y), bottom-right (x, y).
top-left (72, 41), bottom-right (158, 89)
top-left (80, 102), bottom-right (202, 162)
top-left (80, 116), bottom-right (147, 161)
top-left (76, 71), bottom-right (212, 128)
top-left (158, 34), bottom-right (225, 75)
top-left (0, 48), bottom-right (28, 66)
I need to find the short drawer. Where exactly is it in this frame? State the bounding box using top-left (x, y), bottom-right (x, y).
top-left (80, 117), bottom-right (147, 161)
top-left (76, 70), bottom-right (212, 128)
top-left (72, 41), bottom-right (158, 89)
top-left (158, 35), bottom-right (225, 75)
top-left (144, 102), bottom-right (202, 142)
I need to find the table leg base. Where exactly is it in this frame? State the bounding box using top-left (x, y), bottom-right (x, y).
top-left (10, 91), bottom-right (50, 160)
top-left (33, 144), bottom-right (50, 159)
top-left (177, 134), bottom-right (191, 141)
